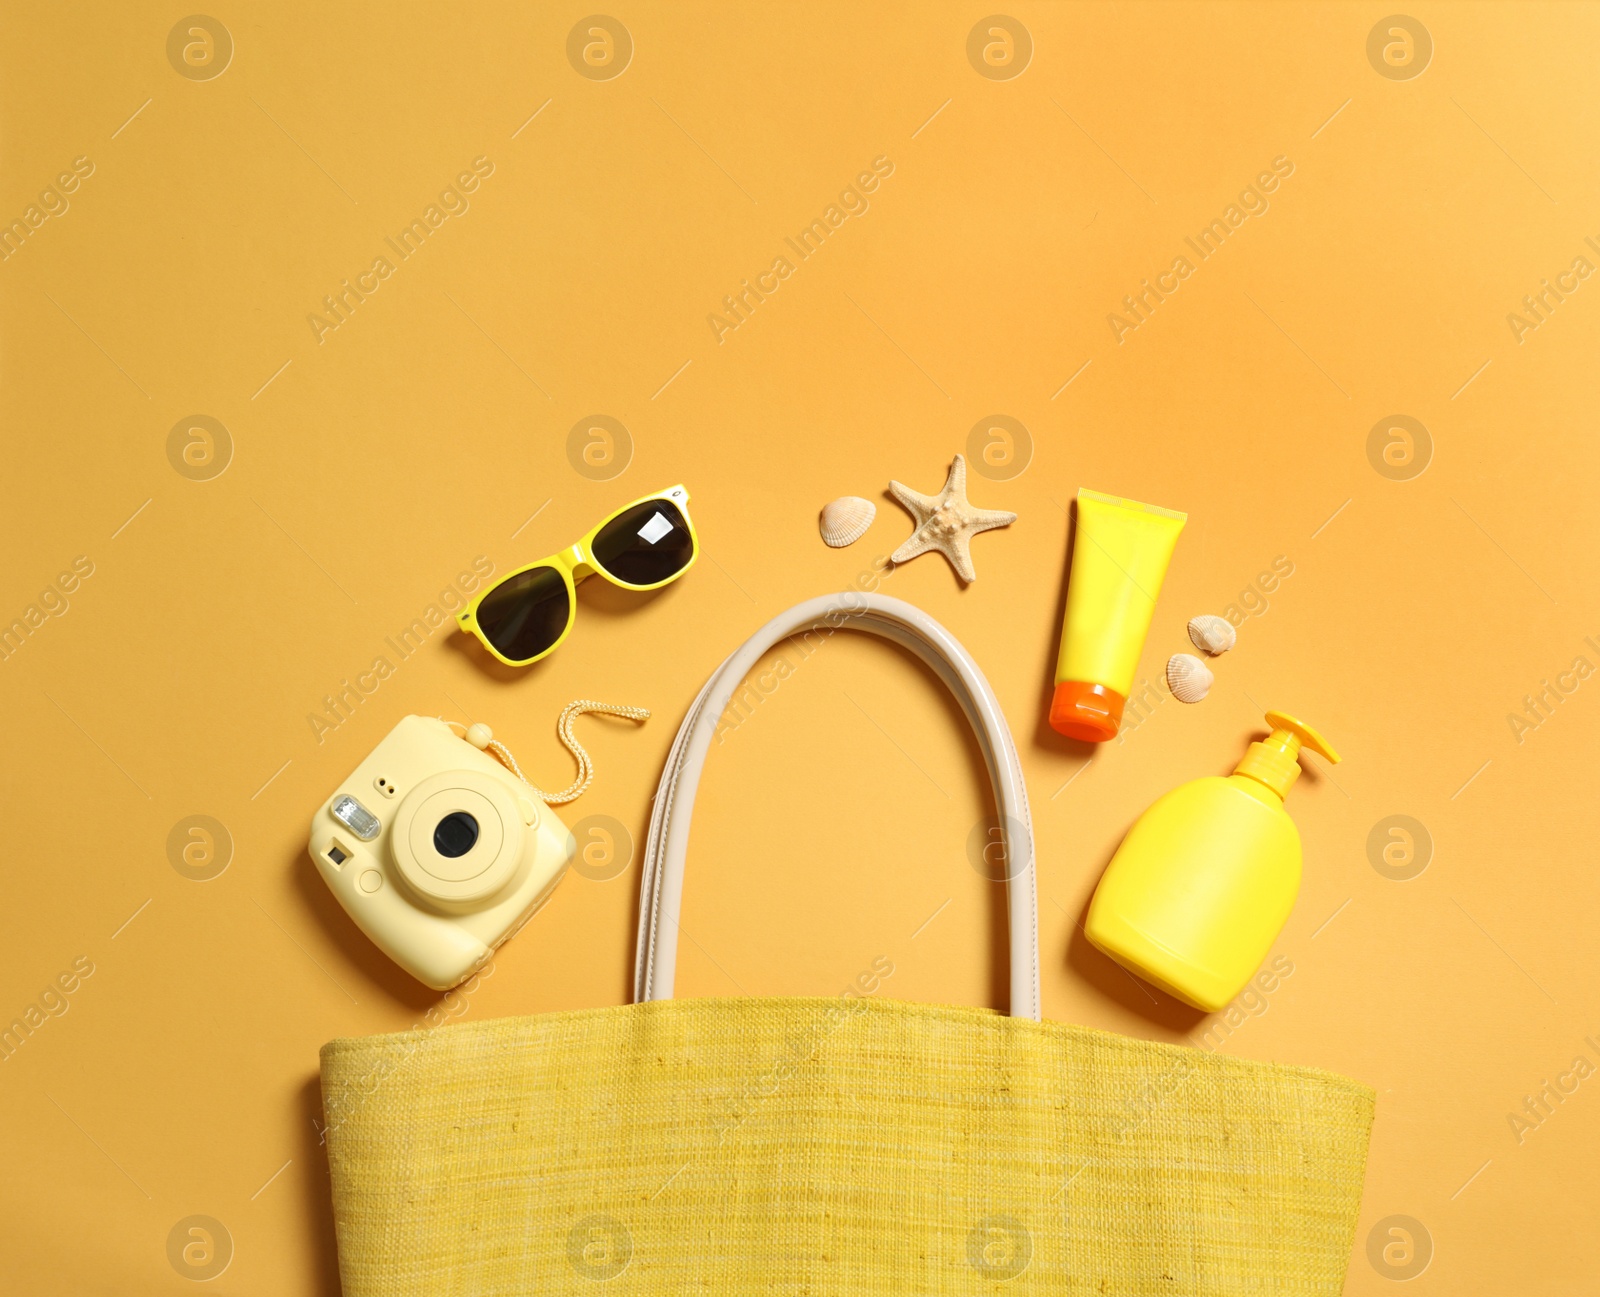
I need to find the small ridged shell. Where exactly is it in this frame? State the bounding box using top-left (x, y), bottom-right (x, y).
top-left (1167, 653), bottom-right (1214, 704)
top-left (820, 496), bottom-right (875, 548)
top-left (1188, 614), bottom-right (1237, 655)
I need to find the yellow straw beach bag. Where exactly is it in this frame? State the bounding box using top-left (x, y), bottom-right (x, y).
top-left (320, 594), bottom-right (1373, 1296)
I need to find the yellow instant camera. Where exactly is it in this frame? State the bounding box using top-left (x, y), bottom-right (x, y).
top-left (309, 715), bottom-right (575, 989)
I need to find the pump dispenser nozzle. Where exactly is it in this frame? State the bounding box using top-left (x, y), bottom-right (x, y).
top-left (1232, 710), bottom-right (1339, 801)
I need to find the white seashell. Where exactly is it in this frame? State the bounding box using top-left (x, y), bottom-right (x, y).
top-left (1187, 614), bottom-right (1237, 655)
top-left (1167, 653), bottom-right (1214, 704)
top-left (820, 496), bottom-right (875, 548)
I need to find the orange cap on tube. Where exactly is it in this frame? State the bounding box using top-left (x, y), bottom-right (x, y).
top-left (1049, 680), bottom-right (1124, 742)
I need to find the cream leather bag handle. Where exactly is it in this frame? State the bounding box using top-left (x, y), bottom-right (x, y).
top-left (633, 593), bottom-right (1041, 1020)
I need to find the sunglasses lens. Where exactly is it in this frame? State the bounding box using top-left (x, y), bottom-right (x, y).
top-left (590, 500), bottom-right (695, 586)
top-left (473, 566), bottom-right (571, 662)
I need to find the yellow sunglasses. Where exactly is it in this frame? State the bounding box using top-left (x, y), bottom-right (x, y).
top-left (457, 485), bottom-right (699, 666)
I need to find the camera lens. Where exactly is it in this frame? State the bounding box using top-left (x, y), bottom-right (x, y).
top-left (432, 811), bottom-right (479, 858)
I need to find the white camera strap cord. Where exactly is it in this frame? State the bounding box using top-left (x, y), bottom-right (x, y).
top-left (631, 593), bottom-right (1042, 1021)
top-left (446, 699), bottom-right (650, 805)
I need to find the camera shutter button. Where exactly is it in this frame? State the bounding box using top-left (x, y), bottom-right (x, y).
top-left (358, 869), bottom-right (383, 893)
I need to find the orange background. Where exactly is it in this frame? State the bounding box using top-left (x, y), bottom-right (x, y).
top-left (3, 3), bottom-right (1597, 1291)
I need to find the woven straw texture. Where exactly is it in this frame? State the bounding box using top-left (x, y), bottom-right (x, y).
top-left (321, 996), bottom-right (1372, 1295)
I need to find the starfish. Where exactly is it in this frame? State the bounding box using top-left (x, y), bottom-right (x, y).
top-left (887, 454), bottom-right (1017, 583)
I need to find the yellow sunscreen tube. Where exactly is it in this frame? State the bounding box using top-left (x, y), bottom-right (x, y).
top-left (1050, 489), bottom-right (1187, 742)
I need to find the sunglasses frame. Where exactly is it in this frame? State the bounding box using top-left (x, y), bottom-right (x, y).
top-left (457, 484), bottom-right (698, 667)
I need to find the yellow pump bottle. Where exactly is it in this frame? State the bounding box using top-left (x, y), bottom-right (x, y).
top-left (1085, 711), bottom-right (1340, 1012)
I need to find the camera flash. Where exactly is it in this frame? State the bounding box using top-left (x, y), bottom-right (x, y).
top-left (332, 795), bottom-right (381, 841)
